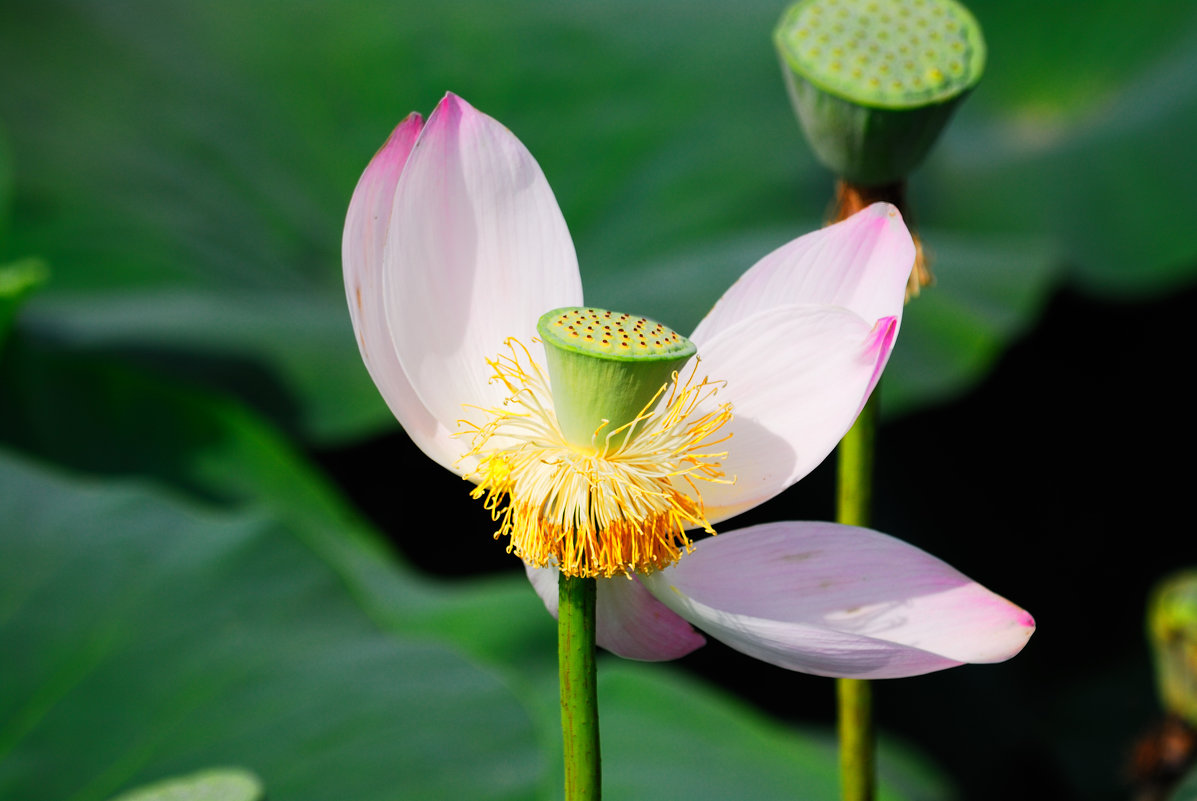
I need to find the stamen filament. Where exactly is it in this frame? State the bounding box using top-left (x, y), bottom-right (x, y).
top-left (460, 339), bottom-right (733, 578)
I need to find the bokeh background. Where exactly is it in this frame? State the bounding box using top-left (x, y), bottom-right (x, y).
top-left (3, 1), bottom-right (1197, 799)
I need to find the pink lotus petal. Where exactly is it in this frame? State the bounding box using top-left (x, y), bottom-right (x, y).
top-left (640, 522), bottom-right (1034, 678)
top-left (861, 314), bottom-right (898, 404)
top-left (691, 306), bottom-right (898, 524)
top-left (342, 114), bottom-right (464, 470)
top-left (691, 203), bottom-right (913, 347)
top-left (525, 564), bottom-right (706, 661)
top-left (384, 93), bottom-right (584, 439)
top-left (342, 97), bottom-right (1033, 682)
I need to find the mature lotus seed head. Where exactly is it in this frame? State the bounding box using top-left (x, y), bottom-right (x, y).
top-left (774, 0), bottom-right (985, 184)
top-left (776, 0), bottom-right (985, 109)
top-left (537, 307), bottom-right (697, 448)
top-left (538, 307), bottom-right (695, 362)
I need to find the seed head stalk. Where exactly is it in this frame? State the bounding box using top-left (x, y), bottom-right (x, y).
top-left (830, 168), bottom-right (912, 801)
top-left (829, 165), bottom-right (926, 801)
top-left (542, 307), bottom-right (705, 801)
top-left (835, 386), bottom-right (879, 801)
top-left (559, 573), bottom-right (601, 800)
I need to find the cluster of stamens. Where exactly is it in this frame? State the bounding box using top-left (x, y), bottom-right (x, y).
top-left (458, 339), bottom-right (733, 578)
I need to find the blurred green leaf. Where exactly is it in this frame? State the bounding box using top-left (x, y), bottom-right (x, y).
top-left (0, 351), bottom-right (953, 801)
top-left (0, 332), bottom-right (368, 522)
top-left (0, 449), bottom-right (545, 801)
top-left (597, 663), bottom-right (951, 801)
top-left (884, 229), bottom-right (1058, 412)
top-left (106, 768), bottom-right (263, 801)
top-left (0, 258), bottom-right (48, 347)
top-left (2, 0), bottom-right (1194, 441)
top-left (411, 577), bottom-right (952, 801)
top-left (20, 289), bottom-right (383, 442)
top-left (0, 5), bottom-right (1169, 797)
top-left (0, 0), bottom-right (1192, 443)
top-left (1173, 763), bottom-right (1197, 801)
top-left (0, 331), bottom-right (451, 628)
top-left (0, 123), bottom-right (11, 236)
top-left (925, 3), bottom-right (1197, 296)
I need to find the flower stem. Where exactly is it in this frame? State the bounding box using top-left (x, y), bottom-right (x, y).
top-left (837, 677), bottom-right (874, 801)
top-left (559, 573), bottom-right (601, 800)
top-left (836, 391), bottom-right (878, 801)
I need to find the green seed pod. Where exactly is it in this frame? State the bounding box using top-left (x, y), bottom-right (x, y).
top-left (774, 0), bottom-right (985, 186)
top-left (537, 307), bottom-right (695, 449)
top-left (1148, 570), bottom-right (1197, 726)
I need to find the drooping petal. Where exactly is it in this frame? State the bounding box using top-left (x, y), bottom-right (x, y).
top-left (525, 564), bottom-right (706, 661)
top-left (693, 305), bottom-right (897, 523)
top-left (385, 93), bottom-right (584, 456)
top-left (640, 522), bottom-right (1034, 679)
top-left (690, 203), bottom-right (913, 347)
top-left (343, 114), bottom-right (463, 468)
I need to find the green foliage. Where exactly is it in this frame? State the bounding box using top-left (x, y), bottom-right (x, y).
top-left (1, 2), bottom-right (1192, 798)
top-left (0, 302), bottom-right (946, 801)
top-left (1172, 764), bottom-right (1197, 801)
top-left (0, 258), bottom-right (48, 347)
top-left (1, 0), bottom-right (1193, 440)
top-left (106, 768), bottom-right (263, 801)
top-left (0, 451), bottom-right (544, 801)
top-left (0, 441), bottom-right (947, 801)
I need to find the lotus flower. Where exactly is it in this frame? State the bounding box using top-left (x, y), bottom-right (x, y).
top-left (343, 93), bottom-right (1033, 678)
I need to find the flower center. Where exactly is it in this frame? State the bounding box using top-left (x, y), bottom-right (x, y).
top-left (537, 306), bottom-right (697, 448)
top-left (460, 308), bottom-right (733, 579)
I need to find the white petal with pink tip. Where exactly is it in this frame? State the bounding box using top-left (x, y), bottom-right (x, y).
top-left (343, 94), bottom-right (1034, 678)
top-left (343, 114), bottom-right (464, 469)
top-left (640, 522), bottom-right (1035, 678)
top-left (384, 94), bottom-right (583, 449)
top-left (691, 203), bottom-right (913, 347)
top-left (692, 305), bottom-right (898, 523)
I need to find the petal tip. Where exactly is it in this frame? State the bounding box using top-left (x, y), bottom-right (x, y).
top-left (855, 201), bottom-right (905, 228)
top-left (361, 113), bottom-right (424, 177)
top-left (424, 92), bottom-right (488, 147)
top-left (398, 109), bottom-right (425, 129)
top-left (435, 91), bottom-right (473, 119)
top-left (866, 315), bottom-right (898, 356)
top-left (869, 200), bottom-right (901, 220)
top-left (850, 201), bottom-right (911, 244)
top-left (976, 598), bottom-right (1036, 663)
top-left (397, 111), bottom-right (425, 137)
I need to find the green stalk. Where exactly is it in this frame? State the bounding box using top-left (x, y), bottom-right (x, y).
top-left (836, 391), bottom-right (878, 801)
top-left (559, 573), bottom-right (601, 800)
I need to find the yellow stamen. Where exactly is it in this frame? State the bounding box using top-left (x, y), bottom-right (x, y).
top-left (459, 339), bottom-right (733, 578)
